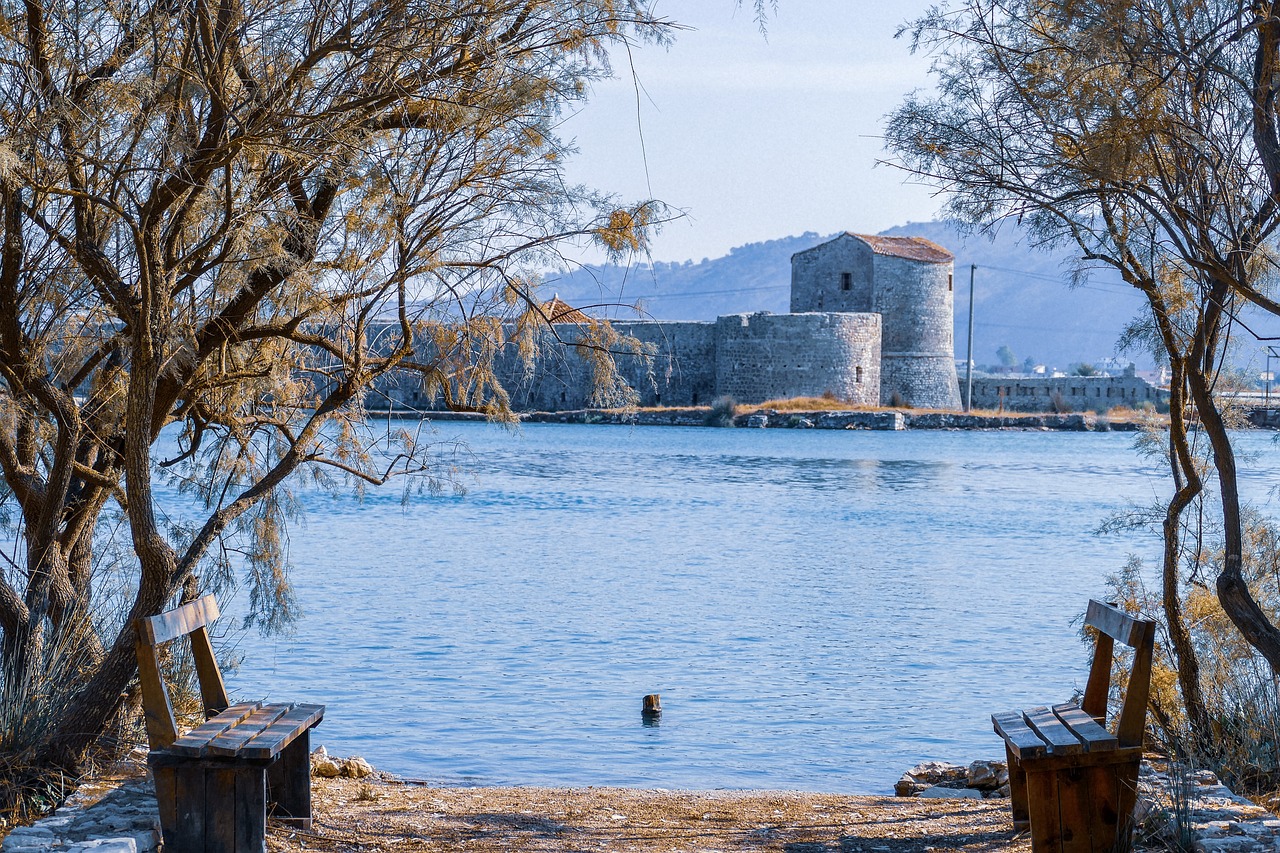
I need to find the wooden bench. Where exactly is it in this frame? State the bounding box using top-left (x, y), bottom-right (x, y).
top-left (992, 599), bottom-right (1154, 853)
top-left (135, 594), bottom-right (325, 853)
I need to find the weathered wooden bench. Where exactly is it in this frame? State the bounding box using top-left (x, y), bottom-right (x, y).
top-left (992, 599), bottom-right (1154, 853)
top-left (135, 594), bottom-right (325, 853)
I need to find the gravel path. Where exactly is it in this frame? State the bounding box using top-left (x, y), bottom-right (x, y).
top-left (268, 777), bottom-right (1027, 853)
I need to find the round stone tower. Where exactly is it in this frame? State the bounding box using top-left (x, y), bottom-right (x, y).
top-left (791, 233), bottom-right (960, 409)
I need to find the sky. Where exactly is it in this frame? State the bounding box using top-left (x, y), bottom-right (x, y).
top-left (558, 0), bottom-right (944, 265)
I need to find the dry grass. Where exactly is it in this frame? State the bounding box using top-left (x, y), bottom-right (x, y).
top-left (754, 396), bottom-right (875, 412)
top-left (269, 776), bottom-right (1026, 853)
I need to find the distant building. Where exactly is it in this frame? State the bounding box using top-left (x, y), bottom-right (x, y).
top-left (967, 366), bottom-right (1168, 413)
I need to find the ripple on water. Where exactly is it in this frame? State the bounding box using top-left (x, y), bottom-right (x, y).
top-left (211, 424), bottom-right (1280, 793)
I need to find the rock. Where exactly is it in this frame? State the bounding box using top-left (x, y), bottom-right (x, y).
top-left (310, 745), bottom-right (342, 777)
top-left (966, 759), bottom-right (1006, 790)
top-left (895, 761), bottom-right (968, 797)
top-left (66, 841), bottom-right (138, 853)
top-left (917, 785), bottom-right (984, 799)
top-left (746, 414), bottom-right (768, 429)
top-left (904, 761), bottom-right (968, 785)
top-left (893, 776), bottom-right (931, 797)
top-left (341, 756), bottom-right (374, 779)
top-left (313, 756), bottom-right (342, 777)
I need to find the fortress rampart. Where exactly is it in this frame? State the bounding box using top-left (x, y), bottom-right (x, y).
top-left (376, 232), bottom-right (964, 413)
top-left (482, 312), bottom-right (880, 410)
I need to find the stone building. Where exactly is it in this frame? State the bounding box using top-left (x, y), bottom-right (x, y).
top-left (381, 232), bottom-right (964, 411)
top-left (790, 233), bottom-right (960, 409)
top-left (967, 367), bottom-right (1168, 413)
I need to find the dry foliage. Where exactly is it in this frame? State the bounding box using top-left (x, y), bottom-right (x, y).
top-left (0, 0), bottom-right (670, 783)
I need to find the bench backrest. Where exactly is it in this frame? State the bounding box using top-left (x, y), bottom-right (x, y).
top-left (1081, 599), bottom-right (1155, 748)
top-left (134, 594), bottom-right (230, 750)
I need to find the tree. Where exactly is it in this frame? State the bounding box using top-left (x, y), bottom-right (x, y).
top-left (1073, 364), bottom-right (1098, 377)
top-left (996, 344), bottom-right (1016, 367)
top-left (886, 0), bottom-right (1280, 746)
top-left (0, 0), bottom-right (669, 783)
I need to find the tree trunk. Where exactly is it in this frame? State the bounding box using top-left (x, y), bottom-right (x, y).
top-left (1186, 357), bottom-right (1280, 673)
top-left (1161, 365), bottom-right (1211, 745)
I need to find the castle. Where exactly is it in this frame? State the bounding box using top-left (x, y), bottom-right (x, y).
top-left (388, 232), bottom-right (964, 412)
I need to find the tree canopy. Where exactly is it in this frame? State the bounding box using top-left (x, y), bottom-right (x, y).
top-left (0, 0), bottom-right (669, 779)
top-left (886, 0), bottom-right (1280, 747)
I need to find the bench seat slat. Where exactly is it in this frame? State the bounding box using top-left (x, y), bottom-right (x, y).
top-left (239, 704), bottom-right (326, 760)
top-left (1052, 703), bottom-right (1118, 752)
top-left (1023, 706), bottom-right (1084, 755)
top-left (167, 703), bottom-right (260, 757)
top-left (993, 710), bottom-right (1050, 760)
top-left (205, 705), bottom-right (292, 757)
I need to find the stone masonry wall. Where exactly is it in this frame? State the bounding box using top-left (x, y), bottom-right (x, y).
top-left (491, 321), bottom-right (719, 411)
top-left (968, 374), bottom-right (1168, 413)
top-left (712, 312), bottom-right (881, 406)
top-left (790, 234), bottom-right (874, 314)
top-left (872, 254), bottom-right (960, 409)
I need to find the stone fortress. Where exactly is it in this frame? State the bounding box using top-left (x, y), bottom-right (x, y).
top-left (455, 232), bottom-right (964, 412)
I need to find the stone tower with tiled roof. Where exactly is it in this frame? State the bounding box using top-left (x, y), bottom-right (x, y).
top-left (790, 233), bottom-right (960, 409)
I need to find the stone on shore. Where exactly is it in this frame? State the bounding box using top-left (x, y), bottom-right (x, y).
top-left (896, 759), bottom-right (1008, 799)
top-left (310, 745), bottom-right (374, 779)
top-left (966, 759), bottom-right (1009, 791)
top-left (310, 745), bottom-right (343, 778)
top-left (918, 786), bottom-right (985, 799)
top-left (894, 761), bottom-right (968, 797)
top-left (341, 756), bottom-right (375, 778)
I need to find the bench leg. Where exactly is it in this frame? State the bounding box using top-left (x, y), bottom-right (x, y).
top-left (267, 727), bottom-right (314, 828)
top-left (153, 760), bottom-right (215, 851)
top-left (1006, 745), bottom-right (1031, 831)
top-left (151, 760), bottom-right (268, 853)
top-left (1112, 760), bottom-right (1141, 853)
top-left (1025, 766), bottom-right (1063, 853)
top-left (1055, 766), bottom-right (1097, 853)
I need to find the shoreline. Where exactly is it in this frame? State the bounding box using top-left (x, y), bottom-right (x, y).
top-left (382, 406), bottom-right (1158, 431)
top-left (6, 755), bottom-right (1279, 853)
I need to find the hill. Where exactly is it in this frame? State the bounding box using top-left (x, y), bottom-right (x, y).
top-left (541, 221), bottom-right (1153, 371)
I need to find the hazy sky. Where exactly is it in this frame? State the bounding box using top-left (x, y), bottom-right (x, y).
top-left (559, 0), bottom-right (942, 264)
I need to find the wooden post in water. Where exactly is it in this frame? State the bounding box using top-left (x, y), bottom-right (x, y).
top-left (642, 694), bottom-right (661, 719)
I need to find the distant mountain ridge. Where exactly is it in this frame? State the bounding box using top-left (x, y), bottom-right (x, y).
top-left (542, 221), bottom-right (1152, 371)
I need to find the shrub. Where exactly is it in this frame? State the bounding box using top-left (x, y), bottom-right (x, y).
top-left (1104, 512), bottom-right (1280, 797)
top-left (705, 395), bottom-right (738, 427)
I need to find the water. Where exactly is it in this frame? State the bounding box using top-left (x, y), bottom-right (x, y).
top-left (215, 423), bottom-right (1278, 793)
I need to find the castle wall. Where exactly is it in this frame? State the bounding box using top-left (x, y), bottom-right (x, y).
top-left (789, 235), bottom-right (873, 313)
top-left (614, 321), bottom-right (718, 407)
top-left (871, 254), bottom-right (961, 409)
top-left (968, 374), bottom-right (1168, 413)
top-left (713, 312), bottom-right (880, 406)
top-left (493, 320), bottom-right (718, 411)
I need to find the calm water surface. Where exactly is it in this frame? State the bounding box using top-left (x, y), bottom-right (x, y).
top-left (218, 424), bottom-right (1280, 793)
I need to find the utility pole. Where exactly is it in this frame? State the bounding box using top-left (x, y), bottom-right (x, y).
top-left (964, 264), bottom-right (976, 412)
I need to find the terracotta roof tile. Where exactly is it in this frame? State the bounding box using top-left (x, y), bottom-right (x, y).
top-left (848, 233), bottom-right (954, 264)
top-left (542, 296), bottom-right (592, 324)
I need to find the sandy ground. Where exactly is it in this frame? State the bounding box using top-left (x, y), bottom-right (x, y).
top-left (268, 776), bottom-right (1029, 853)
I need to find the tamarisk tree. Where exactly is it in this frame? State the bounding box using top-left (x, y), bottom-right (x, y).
top-left (887, 0), bottom-right (1280, 745)
top-left (0, 0), bottom-right (667, 776)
